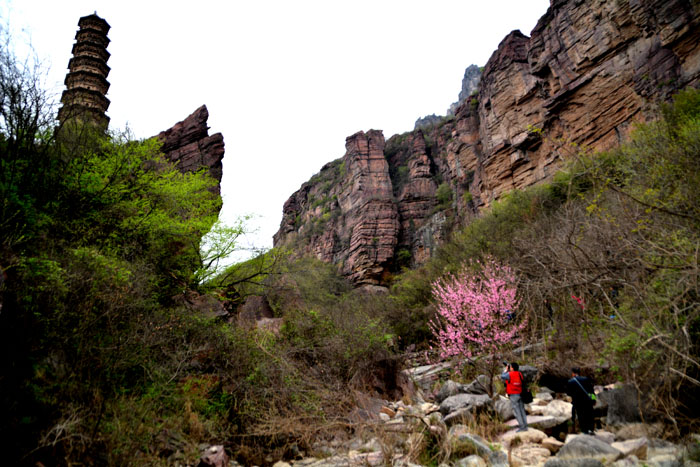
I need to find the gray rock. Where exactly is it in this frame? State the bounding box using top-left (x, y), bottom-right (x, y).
top-left (507, 414), bottom-right (568, 430)
top-left (414, 114), bottom-right (443, 131)
top-left (645, 455), bottom-right (682, 467)
top-left (545, 459), bottom-right (604, 467)
top-left (439, 393), bottom-right (492, 416)
top-left (435, 380), bottom-right (462, 403)
top-left (452, 432), bottom-right (492, 457)
top-left (464, 375), bottom-right (489, 395)
top-left (611, 437), bottom-right (648, 459)
top-left (511, 444), bottom-right (552, 466)
top-left (557, 435), bottom-right (623, 463)
top-left (454, 455), bottom-right (486, 467)
top-left (612, 455), bottom-right (641, 466)
top-left (648, 438), bottom-right (681, 458)
top-left (444, 408), bottom-right (475, 427)
top-left (487, 449), bottom-right (508, 467)
top-left (198, 445), bottom-right (229, 467)
top-left (447, 64), bottom-right (482, 114)
top-left (494, 396), bottom-right (514, 421)
top-left (598, 384), bottom-right (641, 425)
top-left (519, 365), bottom-right (538, 384)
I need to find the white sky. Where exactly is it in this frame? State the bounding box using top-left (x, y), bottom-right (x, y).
top-left (3, 0), bottom-right (550, 260)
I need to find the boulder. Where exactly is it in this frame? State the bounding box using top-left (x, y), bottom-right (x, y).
top-left (646, 454), bottom-right (683, 466)
top-left (511, 443), bottom-right (552, 466)
top-left (593, 431), bottom-right (616, 445)
top-left (542, 436), bottom-right (565, 454)
top-left (611, 456), bottom-right (641, 467)
top-left (566, 431), bottom-right (615, 445)
top-left (450, 431), bottom-right (493, 458)
top-left (507, 414), bottom-right (568, 430)
top-left (545, 459), bottom-right (604, 467)
top-left (527, 399), bottom-right (572, 419)
top-left (444, 408), bottom-right (475, 427)
top-left (463, 375), bottom-right (489, 395)
top-left (198, 445), bottom-right (229, 467)
top-left (500, 428), bottom-right (547, 448)
top-left (611, 438), bottom-right (648, 460)
top-left (487, 449), bottom-right (509, 467)
top-left (615, 423), bottom-right (662, 441)
top-left (647, 438), bottom-right (684, 460)
top-left (419, 402), bottom-right (440, 415)
top-left (435, 380), bottom-right (462, 403)
top-left (598, 384), bottom-right (641, 425)
top-left (439, 393), bottom-right (492, 416)
top-left (494, 396), bottom-right (514, 421)
top-left (519, 365), bottom-right (538, 383)
top-left (402, 361), bottom-right (454, 393)
top-left (455, 455), bottom-right (487, 467)
top-left (557, 435), bottom-right (623, 463)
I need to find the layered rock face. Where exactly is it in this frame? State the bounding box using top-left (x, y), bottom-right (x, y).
top-left (275, 0), bottom-right (700, 285)
top-left (274, 131), bottom-right (399, 284)
top-left (157, 105), bottom-right (225, 194)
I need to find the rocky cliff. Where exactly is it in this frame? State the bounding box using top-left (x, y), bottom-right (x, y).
top-left (274, 0), bottom-right (700, 286)
top-left (157, 105), bottom-right (225, 195)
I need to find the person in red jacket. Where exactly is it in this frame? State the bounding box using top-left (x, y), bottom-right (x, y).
top-left (501, 362), bottom-right (529, 432)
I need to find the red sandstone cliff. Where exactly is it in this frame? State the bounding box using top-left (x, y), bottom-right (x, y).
top-left (157, 105), bottom-right (225, 195)
top-left (274, 0), bottom-right (700, 285)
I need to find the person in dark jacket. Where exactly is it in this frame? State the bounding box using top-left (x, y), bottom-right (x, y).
top-left (566, 367), bottom-right (595, 434)
top-left (501, 362), bottom-right (528, 432)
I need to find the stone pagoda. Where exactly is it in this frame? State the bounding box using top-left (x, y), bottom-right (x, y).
top-left (57, 13), bottom-right (111, 129)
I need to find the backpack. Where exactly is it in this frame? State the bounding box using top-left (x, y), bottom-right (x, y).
top-left (519, 371), bottom-right (533, 403)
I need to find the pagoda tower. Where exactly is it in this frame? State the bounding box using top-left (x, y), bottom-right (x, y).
top-left (57, 13), bottom-right (111, 129)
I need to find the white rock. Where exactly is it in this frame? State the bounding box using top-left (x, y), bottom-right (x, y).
top-left (454, 454), bottom-right (487, 467)
top-left (611, 437), bottom-right (648, 459)
top-left (594, 430), bottom-right (616, 444)
top-left (420, 402), bottom-right (440, 414)
top-left (542, 436), bottom-right (564, 454)
top-left (510, 443), bottom-right (552, 466)
top-left (500, 428), bottom-right (547, 448)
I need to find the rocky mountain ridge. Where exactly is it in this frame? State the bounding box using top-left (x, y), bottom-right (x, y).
top-left (157, 105), bottom-right (225, 196)
top-left (274, 0), bottom-right (700, 286)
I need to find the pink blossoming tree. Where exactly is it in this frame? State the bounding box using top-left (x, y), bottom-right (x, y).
top-left (429, 258), bottom-right (527, 393)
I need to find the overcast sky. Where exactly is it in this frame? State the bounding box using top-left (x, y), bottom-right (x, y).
top-left (3, 0), bottom-right (550, 260)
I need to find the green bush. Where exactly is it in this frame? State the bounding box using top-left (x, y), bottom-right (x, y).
top-left (436, 182), bottom-right (452, 208)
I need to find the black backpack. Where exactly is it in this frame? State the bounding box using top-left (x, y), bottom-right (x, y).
top-left (519, 371), bottom-right (533, 403)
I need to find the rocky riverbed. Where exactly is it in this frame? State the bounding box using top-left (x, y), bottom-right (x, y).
top-left (197, 361), bottom-right (700, 466)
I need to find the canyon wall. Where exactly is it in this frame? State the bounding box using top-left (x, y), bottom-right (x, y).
top-left (274, 0), bottom-right (700, 286)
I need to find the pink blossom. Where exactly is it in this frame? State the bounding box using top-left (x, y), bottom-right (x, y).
top-left (429, 258), bottom-right (527, 361)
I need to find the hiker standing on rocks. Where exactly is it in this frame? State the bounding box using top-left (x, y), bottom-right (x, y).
top-left (566, 367), bottom-right (596, 434)
top-left (501, 362), bottom-right (528, 432)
